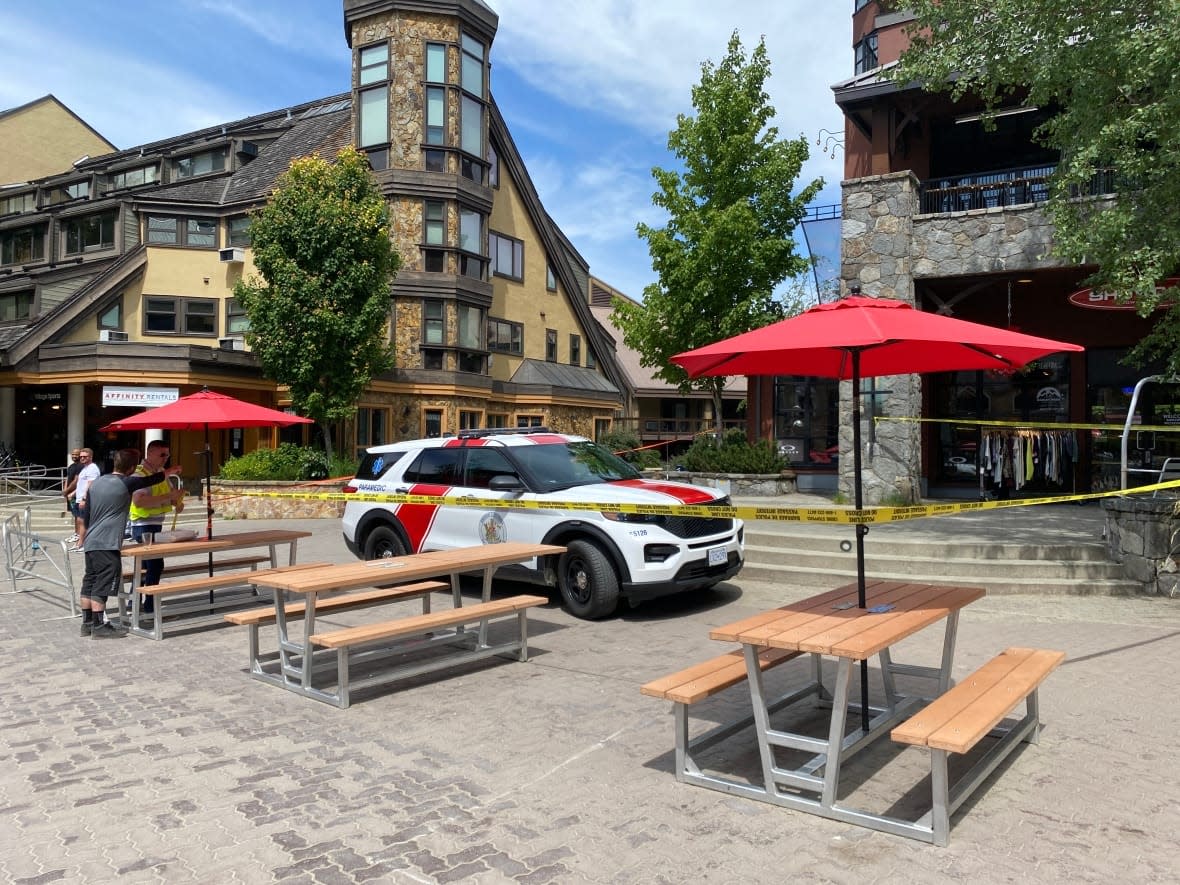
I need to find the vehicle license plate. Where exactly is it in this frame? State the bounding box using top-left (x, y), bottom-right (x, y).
top-left (708, 545), bottom-right (727, 566)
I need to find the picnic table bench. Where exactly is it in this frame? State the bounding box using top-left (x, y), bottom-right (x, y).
top-left (240, 542), bottom-right (565, 708)
top-left (118, 528), bottom-right (311, 639)
top-left (891, 646), bottom-right (1065, 845)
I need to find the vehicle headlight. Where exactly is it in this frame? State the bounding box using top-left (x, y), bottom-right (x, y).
top-left (602, 510), bottom-right (665, 525)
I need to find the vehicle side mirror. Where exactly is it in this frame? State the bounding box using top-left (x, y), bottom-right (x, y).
top-left (488, 474), bottom-right (524, 492)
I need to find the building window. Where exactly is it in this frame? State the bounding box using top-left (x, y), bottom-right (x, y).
top-left (423, 201), bottom-right (445, 271)
top-left (459, 209), bottom-right (482, 254)
top-left (855, 33), bottom-right (879, 74)
top-left (461, 94), bottom-right (483, 156)
top-left (461, 34), bottom-right (485, 96)
top-left (359, 42), bottom-right (388, 85)
top-left (487, 317), bottom-right (523, 354)
top-left (0, 191), bottom-right (36, 215)
top-left (488, 142), bottom-right (499, 188)
top-left (97, 299), bottom-right (122, 330)
top-left (422, 349), bottom-right (444, 370)
top-left (426, 86), bottom-right (446, 145)
top-left (587, 347), bottom-right (597, 370)
top-left (226, 297), bottom-right (250, 334)
top-left (425, 149), bottom-right (446, 173)
top-left (64, 210), bottom-right (116, 254)
top-left (146, 215), bottom-right (217, 248)
top-left (487, 413), bottom-right (507, 428)
top-left (359, 87), bottom-right (388, 147)
top-left (47, 180), bottom-right (89, 205)
top-left (570, 334), bottom-right (581, 366)
top-left (457, 303), bottom-right (486, 374)
top-left (356, 406), bottom-right (388, 458)
top-left (0, 225), bottom-right (45, 265)
top-left (423, 300), bottom-right (445, 345)
top-left (546, 264), bottom-right (556, 291)
top-left (460, 155), bottom-right (484, 184)
top-left (227, 216), bottom-right (252, 246)
top-left (516, 414), bottom-right (544, 428)
top-left (459, 410), bottom-right (481, 431)
top-left (545, 329), bottom-right (557, 362)
top-left (0, 290), bottom-right (33, 322)
top-left (424, 409), bottom-right (444, 438)
top-left (595, 418), bottom-right (611, 441)
top-left (425, 42), bottom-right (446, 83)
top-left (172, 147), bottom-right (228, 180)
top-left (106, 164), bottom-right (158, 192)
top-left (143, 296), bottom-right (218, 336)
top-left (489, 231), bottom-right (523, 280)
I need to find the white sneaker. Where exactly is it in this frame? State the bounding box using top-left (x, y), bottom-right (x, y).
top-left (66, 534), bottom-right (79, 543)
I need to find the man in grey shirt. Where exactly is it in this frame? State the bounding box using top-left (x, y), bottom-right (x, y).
top-left (79, 448), bottom-right (183, 638)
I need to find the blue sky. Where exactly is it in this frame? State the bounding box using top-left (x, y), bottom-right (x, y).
top-left (0, 0), bottom-right (850, 301)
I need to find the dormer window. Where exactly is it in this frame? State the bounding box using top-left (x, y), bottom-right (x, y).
top-left (0, 191), bottom-right (36, 216)
top-left (855, 32), bottom-right (878, 74)
top-left (172, 147), bottom-right (228, 180)
top-left (105, 164), bottom-right (159, 193)
top-left (0, 225), bottom-right (45, 266)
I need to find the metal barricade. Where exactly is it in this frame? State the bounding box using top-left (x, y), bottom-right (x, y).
top-left (2, 507), bottom-right (77, 618)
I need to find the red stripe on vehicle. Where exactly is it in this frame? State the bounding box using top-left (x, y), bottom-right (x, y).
top-left (611, 479), bottom-right (720, 504)
top-left (396, 484), bottom-right (449, 552)
top-left (526, 434), bottom-right (568, 444)
top-left (444, 437), bottom-right (487, 447)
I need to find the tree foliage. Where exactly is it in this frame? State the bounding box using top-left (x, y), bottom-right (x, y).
top-left (614, 31), bottom-right (822, 430)
top-left (892, 2), bottom-right (1180, 373)
top-left (234, 147), bottom-right (399, 458)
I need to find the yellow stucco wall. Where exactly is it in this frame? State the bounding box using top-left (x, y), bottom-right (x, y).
top-left (60, 218), bottom-right (257, 346)
top-left (487, 171), bottom-right (586, 379)
top-left (0, 98), bottom-right (115, 184)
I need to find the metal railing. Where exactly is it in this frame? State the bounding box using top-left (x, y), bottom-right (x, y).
top-left (0, 465), bottom-right (66, 507)
top-left (919, 164), bottom-right (1116, 215)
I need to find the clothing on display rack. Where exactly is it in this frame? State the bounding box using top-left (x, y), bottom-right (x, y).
top-left (979, 429), bottom-right (1078, 491)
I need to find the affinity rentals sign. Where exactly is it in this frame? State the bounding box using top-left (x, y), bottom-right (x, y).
top-left (102, 386), bottom-right (180, 408)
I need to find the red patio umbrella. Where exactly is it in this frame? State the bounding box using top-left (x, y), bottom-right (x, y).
top-left (672, 295), bottom-right (1083, 730)
top-left (101, 387), bottom-right (313, 541)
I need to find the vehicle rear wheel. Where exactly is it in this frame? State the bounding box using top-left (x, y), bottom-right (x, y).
top-left (558, 539), bottom-right (619, 619)
top-left (363, 525), bottom-right (409, 560)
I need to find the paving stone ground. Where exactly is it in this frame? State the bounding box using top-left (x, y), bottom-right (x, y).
top-left (2, 508), bottom-right (1178, 883)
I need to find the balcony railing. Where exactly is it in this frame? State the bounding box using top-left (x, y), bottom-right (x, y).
top-left (919, 164), bottom-right (1116, 215)
top-left (611, 417), bottom-right (746, 441)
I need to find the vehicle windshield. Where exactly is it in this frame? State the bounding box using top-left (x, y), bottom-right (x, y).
top-left (512, 441), bottom-right (641, 490)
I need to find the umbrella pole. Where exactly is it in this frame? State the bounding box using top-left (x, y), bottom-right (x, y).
top-left (204, 429), bottom-right (215, 610)
top-left (851, 351), bottom-right (871, 733)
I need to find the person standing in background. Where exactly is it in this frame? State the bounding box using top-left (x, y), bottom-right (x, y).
top-left (72, 448), bottom-right (101, 551)
top-left (62, 449), bottom-right (84, 545)
top-left (129, 441), bottom-right (186, 611)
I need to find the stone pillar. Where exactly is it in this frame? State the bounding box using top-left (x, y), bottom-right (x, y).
top-left (67, 384), bottom-right (85, 459)
top-left (839, 172), bottom-right (922, 504)
top-left (1102, 496), bottom-right (1180, 596)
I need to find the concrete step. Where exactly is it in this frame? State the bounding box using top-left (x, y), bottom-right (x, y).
top-left (738, 560), bottom-right (1142, 596)
top-left (739, 520), bottom-right (1139, 595)
top-left (744, 527), bottom-right (1111, 562)
top-left (743, 542), bottom-right (1128, 581)
top-left (1, 500), bottom-right (207, 538)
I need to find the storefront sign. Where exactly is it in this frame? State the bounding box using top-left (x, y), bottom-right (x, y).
top-left (1067, 278), bottom-right (1179, 310)
top-left (102, 386), bottom-right (180, 408)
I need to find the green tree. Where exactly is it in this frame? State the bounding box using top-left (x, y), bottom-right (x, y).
top-left (234, 146), bottom-right (399, 459)
top-left (892, 2), bottom-right (1180, 373)
top-left (614, 31), bottom-right (822, 433)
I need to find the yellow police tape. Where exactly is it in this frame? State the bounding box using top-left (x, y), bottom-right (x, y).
top-left (229, 477), bottom-right (1180, 525)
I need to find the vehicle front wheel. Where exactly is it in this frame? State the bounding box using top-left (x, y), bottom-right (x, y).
top-left (558, 539), bottom-right (620, 619)
top-left (362, 524), bottom-right (409, 560)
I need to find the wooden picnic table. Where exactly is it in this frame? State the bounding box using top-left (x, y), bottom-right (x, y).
top-left (241, 541), bottom-right (566, 707)
top-left (118, 528), bottom-right (312, 639)
top-left (702, 580), bottom-right (984, 835)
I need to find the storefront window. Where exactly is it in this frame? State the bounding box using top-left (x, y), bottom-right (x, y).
top-left (773, 377), bottom-right (839, 466)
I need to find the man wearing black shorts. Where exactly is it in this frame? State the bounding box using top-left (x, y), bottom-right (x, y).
top-left (78, 448), bottom-right (182, 638)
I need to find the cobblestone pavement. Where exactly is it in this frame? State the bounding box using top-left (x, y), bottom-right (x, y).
top-left (3, 513), bottom-right (1178, 883)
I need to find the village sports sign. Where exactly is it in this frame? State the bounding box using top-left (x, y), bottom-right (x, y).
top-left (1068, 278), bottom-right (1179, 310)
